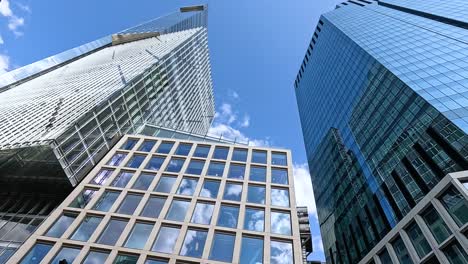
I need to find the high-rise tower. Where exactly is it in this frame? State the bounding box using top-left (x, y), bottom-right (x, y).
top-left (295, 0), bottom-right (468, 263)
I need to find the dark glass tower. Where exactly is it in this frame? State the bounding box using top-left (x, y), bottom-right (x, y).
top-left (295, 0), bottom-right (468, 263)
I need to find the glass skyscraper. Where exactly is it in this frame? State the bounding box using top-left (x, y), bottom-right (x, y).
top-left (295, 0), bottom-right (468, 263)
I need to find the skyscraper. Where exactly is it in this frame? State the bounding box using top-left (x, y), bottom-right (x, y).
top-left (0, 6), bottom-right (214, 262)
top-left (294, 0), bottom-right (468, 263)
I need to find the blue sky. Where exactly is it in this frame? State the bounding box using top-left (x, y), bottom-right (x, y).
top-left (0, 0), bottom-right (341, 261)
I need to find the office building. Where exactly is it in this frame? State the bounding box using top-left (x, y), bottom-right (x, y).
top-left (294, 0), bottom-right (468, 263)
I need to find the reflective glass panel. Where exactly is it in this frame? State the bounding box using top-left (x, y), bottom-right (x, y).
top-left (250, 166), bottom-right (266, 182)
top-left (421, 205), bottom-right (451, 244)
top-left (93, 191), bottom-right (120, 212)
top-left (193, 145), bottom-right (210, 158)
top-left (240, 236), bottom-right (263, 264)
top-left (271, 188), bottom-right (290, 207)
top-left (20, 243), bottom-right (53, 264)
top-left (46, 212), bottom-right (78, 238)
top-left (132, 173), bottom-right (154, 190)
top-left (145, 156), bottom-right (166, 171)
top-left (180, 229), bottom-right (208, 258)
top-left (107, 153), bottom-right (127, 166)
top-left (232, 148), bottom-right (248, 162)
top-left (90, 169), bottom-right (113, 185)
top-left (165, 158), bottom-right (185, 173)
top-left (244, 208), bottom-right (264, 232)
top-left (70, 215), bottom-right (102, 241)
top-left (152, 226), bottom-right (180, 253)
top-left (97, 219), bottom-right (128, 245)
top-left (113, 254), bottom-right (138, 264)
top-left (111, 171), bottom-right (133, 188)
top-left (439, 186), bottom-right (468, 227)
top-left (209, 232), bottom-right (235, 262)
top-left (271, 168), bottom-right (288, 185)
top-left (121, 138), bottom-right (138, 150)
top-left (117, 194), bottom-right (143, 215)
top-left (379, 249), bottom-right (392, 264)
top-left (156, 142), bottom-right (174, 154)
top-left (271, 152), bottom-right (287, 166)
top-left (185, 160), bottom-right (205, 175)
top-left (166, 200), bottom-right (190, 221)
top-left (217, 205), bottom-right (239, 228)
top-left (82, 251), bottom-right (110, 264)
top-left (125, 222), bottom-right (154, 249)
top-left (200, 180), bottom-right (220, 198)
top-left (207, 161), bottom-right (225, 177)
top-left (139, 140), bottom-right (156, 152)
top-left (177, 178), bottom-right (198, 196)
top-left (50, 246), bottom-right (81, 264)
top-left (271, 211), bottom-right (291, 235)
top-left (223, 183), bottom-right (243, 201)
top-left (154, 176), bottom-right (176, 193)
top-left (145, 259), bottom-right (168, 264)
top-left (125, 155), bottom-right (146, 169)
top-left (191, 202), bottom-right (215, 225)
top-left (247, 185), bottom-right (265, 204)
top-left (213, 146), bottom-right (229, 160)
top-left (271, 241), bottom-right (293, 264)
top-left (69, 189), bottom-right (96, 208)
top-left (228, 164), bottom-right (245, 179)
top-left (251, 150), bottom-right (267, 164)
top-left (392, 236), bottom-right (412, 264)
top-left (141, 196), bottom-right (166, 218)
top-left (443, 241), bottom-right (468, 264)
top-left (406, 221), bottom-right (431, 258)
top-left (175, 143), bottom-right (192, 156)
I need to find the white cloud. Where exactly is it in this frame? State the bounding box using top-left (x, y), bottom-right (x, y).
top-left (313, 236), bottom-right (324, 253)
top-left (0, 54), bottom-right (10, 74)
top-left (0, 35), bottom-right (3, 45)
top-left (16, 2), bottom-right (31, 13)
top-left (0, 0), bottom-right (13, 16)
top-left (228, 90), bottom-right (239, 99)
top-left (0, 0), bottom-right (27, 36)
top-left (8, 16), bottom-right (24, 31)
top-left (293, 162), bottom-right (317, 218)
top-left (240, 115), bottom-right (250, 128)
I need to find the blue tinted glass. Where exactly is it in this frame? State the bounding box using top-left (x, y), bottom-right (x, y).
top-left (154, 176), bottom-right (176, 193)
top-left (213, 147), bottom-right (229, 159)
top-left (244, 208), bottom-right (264, 232)
top-left (240, 236), bottom-right (264, 264)
top-left (228, 164), bottom-right (245, 179)
top-left (139, 140), bottom-right (156, 152)
top-left (152, 226), bottom-right (180, 253)
top-left (165, 158), bottom-right (185, 172)
top-left (90, 169), bottom-right (113, 185)
top-left (180, 229), bottom-right (208, 258)
top-left (232, 148), bottom-right (248, 162)
top-left (145, 259), bottom-right (168, 264)
top-left (145, 156), bottom-right (166, 171)
top-left (217, 205), bottom-right (239, 228)
top-left (177, 178), bottom-right (198, 196)
top-left (186, 160), bottom-right (205, 175)
top-left (166, 200), bottom-right (190, 221)
top-left (271, 168), bottom-right (288, 185)
top-left (191, 203), bottom-right (215, 225)
top-left (20, 243), bottom-right (53, 264)
top-left (207, 161), bottom-right (225, 176)
top-left (247, 185), bottom-right (266, 204)
top-left (121, 138), bottom-right (138, 150)
top-left (141, 196), bottom-right (166, 218)
top-left (200, 180), bottom-right (220, 198)
top-left (251, 150), bottom-right (267, 164)
top-left (83, 251), bottom-right (109, 264)
top-left (209, 233), bottom-right (235, 262)
top-left (126, 155), bottom-right (146, 168)
top-left (271, 188), bottom-right (290, 207)
top-left (93, 191), bottom-right (120, 212)
top-left (71, 216), bottom-right (102, 241)
top-left (111, 171), bottom-right (134, 188)
top-left (249, 166), bottom-right (266, 182)
top-left (393, 236), bottom-right (412, 264)
top-left (46, 213), bottom-right (78, 238)
top-left (132, 173), bottom-right (154, 190)
top-left (175, 143), bottom-right (192, 156)
top-left (271, 212), bottom-right (291, 235)
top-left (113, 254), bottom-right (138, 264)
top-left (271, 152), bottom-right (287, 166)
top-left (50, 247), bottom-right (80, 264)
top-left (156, 142), bottom-right (174, 154)
top-left (97, 219), bottom-right (128, 245)
top-left (107, 153), bottom-right (127, 166)
top-left (125, 222), bottom-right (153, 249)
top-left (223, 183), bottom-right (243, 201)
top-left (271, 241), bottom-right (293, 264)
top-left (117, 194), bottom-right (143, 215)
top-left (194, 145), bottom-right (210, 157)
top-left (69, 189), bottom-right (96, 208)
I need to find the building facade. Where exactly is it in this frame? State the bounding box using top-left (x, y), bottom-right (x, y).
top-left (294, 0), bottom-right (468, 263)
top-left (8, 134), bottom-right (304, 264)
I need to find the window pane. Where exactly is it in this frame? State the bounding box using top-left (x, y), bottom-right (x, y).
top-left (125, 222), bottom-right (153, 249)
top-left (50, 247), bottom-right (81, 264)
top-left (145, 259), bottom-right (168, 264)
top-left (166, 200), bottom-right (190, 221)
top-left (185, 160), bottom-right (205, 175)
top-left (132, 173), bottom-right (154, 190)
top-left (251, 150), bottom-right (267, 164)
top-left (93, 191), bottom-right (120, 212)
top-left (152, 226), bottom-right (180, 253)
top-left (207, 161), bottom-right (225, 177)
top-left (145, 156), bottom-right (166, 171)
top-left (71, 215), bottom-right (102, 241)
top-left (406, 221), bottom-right (431, 258)
top-left (83, 251), bottom-right (110, 264)
top-left (247, 185), bottom-right (265, 204)
top-left (154, 176), bottom-right (176, 193)
top-left (191, 203), bottom-right (215, 225)
top-left (97, 219), bottom-right (128, 245)
top-left (175, 143), bottom-right (192, 156)
top-left (90, 169), bottom-right (113, 185)
top-left (165, 158), bottom-right (185, 173)
top-left (223, 183), bottom-right (243, 201)
top-left (232, 148), bottom-right (248, 162)
top-left (392, 236), bottom-right (413, 264)
top-left (117, 194), bottom-right (143, 215)
top-left (200, 180), bottom-right (220, 198)
top-left (272, 152), bottom-right (287, 166)
top-left (213, 146), bottom-right (229, 160)
top-left (443, 241), bottom-right (468, 264)
top-left (177, 178), bottom-right (198, 196)
top-left (421, 205), bottom-right (451, 244)
top-left (20, 243), bottom-right (53, 264)
top-left (209, 232), bottom-right (235, 262)
top-left (271, 241), bottom-right (293, 264)
top-left (240, 236), bottom-right (263, 264)
top-left (45, 212), bottom-right (78, 238)
top-left (272, 168), bottom-right (288, 185)
top-left (439, 186), bottom-right (468, 227)
top-left (107, 153), bottom-right (127, 166)
top-left (217, 205), bottom-right (239, 228)
top-left (250, 166), bottom-right (266, 182)
top-left (271, 211), bottom-right (291, 235)
top-left (139, 140), bottom-right (156, 152)
top-left (111, 171), bottom-right (134, 188)
top-left (194, 145), bottom-right (210, 158)
top-left (126, 154), bottom-right (146, 169)
top-left (141, 196), bottom-right (166, 218)
top-left (244, 208), bottom-right (264, 232)
top-left (69, 189), bottom-right (97, 208)
top-left (113, 254), bottom-right (139, 264)
top-left (271, 188), bottom-right (290, 207)
top-left (228, 164), bottom-right (245, 179)
top-left (121, 138), bottom-right (138, 150)
top-left (156, 142), bottom-right (174, 154)
top-left (180, 229), bottom-right (208, 258)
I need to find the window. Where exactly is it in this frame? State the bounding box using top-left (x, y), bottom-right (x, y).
top-left (97, 219), bottom-right (128, 245)
top-left (20, 243), bottom-right (53, 264)
top-left (141, 196), bottom-right (166, 218)
top-left (193, 145), bottom-right (210, 158)
top-left (93, 191), bottom-right (120, 212)
top-left (185, 160), bottom-right (205, 175)
top-left (379, 248), bottom-right (392, 264)
top-left (232, 148), bottom-right (248, 162)
top-left (145, 259), bottom-right (168, 264)
top-left (50, 246), bottom-right (81, 264)
top-left (244, 208), bottom-right (264, 232)
top-left (132, 173), bottom-right (154, 190)
top-left (228, 164), bottom-right (245, 179)
top-left (121, 138), bottom-right (138, 150)
top-left (83, 250), bottom-right (110, 264)
top-left (114, 254), bottom-right (139, 264)
top-left (209, 232), bottom-right (235, 262)
top-left (223, 183), bottom-right (243, 201)
top-left (200, 180), bottom-right (220, 198)
top-left (250, 166), bottom-right (266, 182)
top-left (111, 171), bottom-right (134, 188)
top-left (207, 161), bottom-right (225, 176)
top-left (166, 200), bottom-right (190, 221)
top-left (107, 153), bottom-right (127, 166)
top-left (145, 156), bottom-right (166, 171)
top-left (272, 152), bottom-right (287, 166)
top-left (272, 168), bottom-right (288, 185)
top-left (421, 205), bottom-right (451, 244)
top-left (90, 169), bottom-right (113, 185)
top-left (139, 140), bottom-right (156, 152)
top-left (271, 188), bottom-right (290, 207)
top-left (70, 215), bottom-right (102, 241)
top-left (217, 205), bottom-right (239, 228)
top-left (165, 158), bottom-right (185, 172)
top-left (213, 146), bottom-right (229, 160)
top-left (125, 222), bottom-right (154, 249)
top-left (406, 221), bottom-right (431, 258)
top-left (443, 241), bottom-right (468, 264)
top-left (251, 150), bottom-right (267, 164)
top-left (247, 185), bottom-right (265, 204)
top-left (191, 202), bottom-right (215, 225)
top-left (271, 240), bottom-right (293, 264)
top-left (175, 143), bottom-right (192, 156)
top-left (156, 142), bottom-right (174, 154)
top-left (177, 178), bottom-right (199, 196)
top-left (392, 236), bottom-right (412, 264)
top-left (271, 211), bottom-right (291, 235)
top-left (125, 154), bottom-right (146, 168)
top-left (180, 229), bottom-right (208, 258)
top-left (45, 212), bottom-right (78, 238)
top-left (69, 188), bottom-right (97, 208)
top-left (152, 226), bottom-right (180, 253)
top-left (117, 194), bottom-right (143, 215)
top-left (240, 236), bottom-right (263, 264)
top-left (439, 186), bottom-right (468, 227)
top-left (154, 175), bottom-right (176, 193)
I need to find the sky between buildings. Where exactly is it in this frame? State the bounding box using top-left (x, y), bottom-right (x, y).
top-left (0, 0), bottom-right (342, 261)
